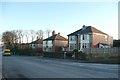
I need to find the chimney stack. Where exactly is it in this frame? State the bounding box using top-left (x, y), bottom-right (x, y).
top-left (82, 25), bottom-right (87, 30)
top-left (58, 32), bottom-right (60, 35)
top-left (52, 30), bottom-right (55, 36)
top-left (83, 25), bottom-right (85, 28)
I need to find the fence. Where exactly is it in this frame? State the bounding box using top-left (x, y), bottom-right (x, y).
top-left (82, 47), bottom-right (120, 57)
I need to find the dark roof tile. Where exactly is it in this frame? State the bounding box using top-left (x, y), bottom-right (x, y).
top-left (43, 34), bottom-right (67, 41)
top-left (31, 39), bottom-right (43, 44)
top-left (67, 26), bottom-right (107, 36)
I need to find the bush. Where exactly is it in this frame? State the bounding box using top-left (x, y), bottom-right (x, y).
top-left (73, 49), bottom-right (78, 53)
top-left (65, 51), bottom-right (73, 59)
top-left (43, 52), bottom-right (64, 58)
top-left (75, 51), bottom-right (87, 60)
top-left (14, 47), bottom-right (43, 56)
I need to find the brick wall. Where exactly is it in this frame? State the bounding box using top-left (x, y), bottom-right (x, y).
top-left (92, 33), bottom-right (113, 48)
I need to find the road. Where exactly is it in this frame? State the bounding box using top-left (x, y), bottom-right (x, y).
top-left (2, 55), bottom-right (119, 79)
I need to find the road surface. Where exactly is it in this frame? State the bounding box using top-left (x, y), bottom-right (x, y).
top-left (2, 55), bottom-right (119, 79)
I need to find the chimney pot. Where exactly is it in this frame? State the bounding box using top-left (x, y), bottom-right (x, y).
top-left (83, 25), bottom-right (85, 28)
top-left (58, 32), bottom-right (60, 35)
top-left (52, 30), bottom-right (55, 36)
top-left (82, 25), bottom-right (87, 30)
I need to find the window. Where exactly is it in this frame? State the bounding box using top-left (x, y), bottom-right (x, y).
top-left (82, 35), bottom-right (89, 40)
top-left (82, 43), bottom-right (88, 48)
top-left (83, 35), bottom-right (84, 40)
top-left (84, 44), bottom-right (86, 48)
top-left (87, 35), bottom-right (89, 40)
top-left (70, 36), bottom-right (72, 40)
top-left (69, 36), bottom-right (75, 41)
top-left (82, 43), bottom-right (85, 48)
top-left (82, 43), bottom-right (84, 48)
top-left (46, 41), bottom-right (47, 44)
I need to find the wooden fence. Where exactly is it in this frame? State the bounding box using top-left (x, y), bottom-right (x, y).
top-left (82, 47), bottom-right (120, 57)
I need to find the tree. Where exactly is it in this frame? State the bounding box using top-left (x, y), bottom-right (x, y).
top-left (17, 30), bottom-right (23, 43)
top-left (13, 30), bottom-right (23, 44)
top-left (29, 30), bottom-right (37, 42)
top-left (20, 30), bottom-right (24, 43)
top-left (36, 30), bottom-right (44, 40)
top-left (24, 30), bottom-right (30, 43)
top-left (45, 29), bottom-right (52, 38)
top-left (2, 31), bottom-right (17, 48)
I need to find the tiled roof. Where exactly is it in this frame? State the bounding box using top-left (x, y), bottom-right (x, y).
top-left (43, 34), bottom-right (68, 41)
top-left (98, 43), bottom-right (109, 46)
top-left (67, 26), bottom-right (107, 36)
top-left (31, 39), bottom-right (43, 44)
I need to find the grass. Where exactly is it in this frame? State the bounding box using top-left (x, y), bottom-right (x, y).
top-left (85, 57), bottom-right (119, 64)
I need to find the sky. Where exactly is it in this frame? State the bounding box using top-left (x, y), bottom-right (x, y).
top-left (1, 0), bottom-right (119, 43)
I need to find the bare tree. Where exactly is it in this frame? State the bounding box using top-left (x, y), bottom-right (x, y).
top-left (29, 30), bottom-right (37, 42)
top-left (13, 30), bottom-right (23, 44)
top-left (45, 29), bottom-right (52, 38)
top-left (24, 30), bottom-right (30, 43)
top-left (11, 30), bottom-right (18, 43)
top-left (36, 30), bottom-right (44, 40)
top-left (21, 30), bottom-right (24, 43)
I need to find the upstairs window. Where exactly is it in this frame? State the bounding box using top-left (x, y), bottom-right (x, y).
top-left (83, 35), bottom-right (84, 40)
top-left (69, 36), bottom-right (75, 41)
top-left (70, 36), bottom-right (72, 41)
top-left (45, 41), bottom-right (47, 44)
top-left (82, 35), bottom-right (89, 40)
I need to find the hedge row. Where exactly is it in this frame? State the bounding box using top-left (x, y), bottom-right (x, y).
top-left (12, 48), bottom-right (87, 60)
top-left (43, 52), bottom-right (64, 59)
top-left (12, 48), bottom-right (119, 64)
top-left (12, 47), bottom-right (43, 56)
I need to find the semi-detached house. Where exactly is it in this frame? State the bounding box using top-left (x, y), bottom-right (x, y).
top-left (67, 25), bottom-right (113, 51)
top-left (43, 31), bottom-right (68, 52)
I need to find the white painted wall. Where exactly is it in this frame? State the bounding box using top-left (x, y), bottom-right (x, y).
top-left (43, 41), bottom-right (46, 47)
top-left (43, 40), bottom-right (53, 47)
top-left (48, 40), bottom-right (53, 46)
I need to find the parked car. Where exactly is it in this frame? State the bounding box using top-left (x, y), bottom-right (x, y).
top-left (3, 49), bottom-right (11, 56)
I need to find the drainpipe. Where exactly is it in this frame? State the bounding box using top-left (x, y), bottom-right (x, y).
top-left (77, 34), bottom-right (80, 50)
top-left (80, 35), bottom-right (83, 51)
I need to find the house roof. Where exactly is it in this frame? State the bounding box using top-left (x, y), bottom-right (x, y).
top-left (67, 25), bottom-right (107, 36)
top-left (43, 34), bottom-right (68, 41)
top-left (98, 43), bottom-right (109, 46)
top-left (20, 43), bottom-right (30, 45)
top-left (31, 39), bottom-right (43, 44)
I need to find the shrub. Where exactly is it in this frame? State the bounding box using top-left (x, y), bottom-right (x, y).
top-left (43, 52), bottom-right (64, 59)
top-left (65, 51), bottom-right (73, 59)
top-left (14, 47), bottom-right (43, 56)
top-left (75, 51), bottom-right (87, 60)
top-left (73, 49), bottom-right (78, 53)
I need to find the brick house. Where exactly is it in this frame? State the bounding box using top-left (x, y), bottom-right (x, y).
top-left (43, 31), bottom-right (68, 52)
top-left (67, 25), bottom-right (113, 51)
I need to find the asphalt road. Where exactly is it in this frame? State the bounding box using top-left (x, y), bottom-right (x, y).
top-left (2, 55), bottom-right (119, 79)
